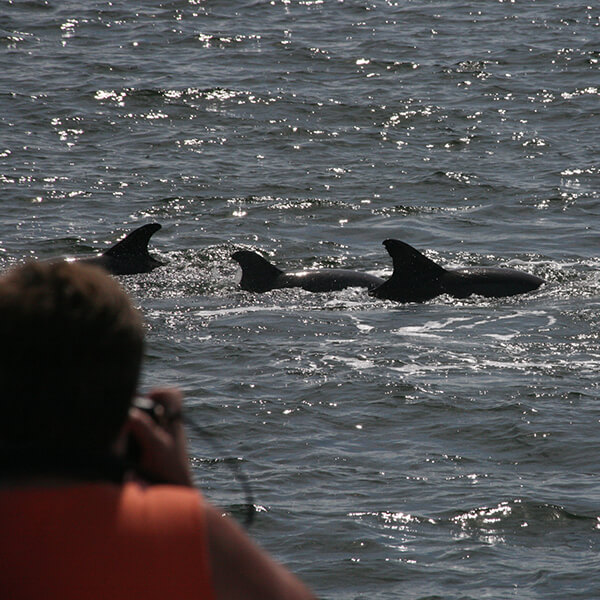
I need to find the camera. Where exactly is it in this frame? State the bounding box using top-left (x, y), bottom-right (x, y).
top-left (132, 396), bottom-right (165, 423)
top-left (126, 397), bottom-right (165, 474)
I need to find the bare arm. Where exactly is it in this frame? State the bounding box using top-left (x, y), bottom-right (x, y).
top-left (125, 387), bottom-right (318, 600)
top-left (205, 502), bottom-right (318, 600)
top-left (125, 387), bottom-right (194, 487)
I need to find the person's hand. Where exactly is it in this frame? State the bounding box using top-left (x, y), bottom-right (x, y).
top-left (125, 387), bottom-right (194, 487)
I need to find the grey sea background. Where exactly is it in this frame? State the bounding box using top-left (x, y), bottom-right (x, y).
top-left (2, 1), bottom-right (600, 598)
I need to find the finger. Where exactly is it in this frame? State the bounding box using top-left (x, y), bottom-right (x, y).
top-left (126, 407), bottom-right (168, 450)
top-left (147, 388), bottom-right (184, 428)
top-left (148, 387), bottom-right (183, 406)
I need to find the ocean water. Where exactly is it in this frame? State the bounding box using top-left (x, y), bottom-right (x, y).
top-left (2, 1), bottom-right (600, 598)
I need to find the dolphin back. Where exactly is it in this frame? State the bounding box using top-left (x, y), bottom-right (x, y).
top-left (280, 269), bottom-right (384, 292)
top-left (444, 266), bottom-right (544, 298)
top-left (371, 238), bottom-right (544, 302)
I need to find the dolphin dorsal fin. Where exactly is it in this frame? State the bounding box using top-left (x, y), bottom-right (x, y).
top-left (370, 239), bottom-right (447, 302)
top-left (384, 239), bottom-right (446, 279)
top-left (104, 223), bottom-right (161, 259)
top-left (231, 250), bottom-right (283, 292)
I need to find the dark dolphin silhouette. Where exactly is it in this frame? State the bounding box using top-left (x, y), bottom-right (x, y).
top-left (232, 249), bottom-right (384, 293)
top-left (76, 223), bottom-right (164, 275)
top-left (369, 239), bottom-right (544, 302)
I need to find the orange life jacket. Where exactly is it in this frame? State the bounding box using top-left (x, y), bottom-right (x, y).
top-left (0, 481), bottom-right (216, 600)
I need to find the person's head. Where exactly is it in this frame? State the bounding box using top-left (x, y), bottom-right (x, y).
top-left (0, 260), bottom-right (144, 454)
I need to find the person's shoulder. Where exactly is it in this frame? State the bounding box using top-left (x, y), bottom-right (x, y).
top-left (119, 481), bottom-right (205, 531)
top-left (125, 480), bottom-right (201, 502)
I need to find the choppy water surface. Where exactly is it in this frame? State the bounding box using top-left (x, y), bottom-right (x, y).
top-left (2, 1), bottom-right (600, 598)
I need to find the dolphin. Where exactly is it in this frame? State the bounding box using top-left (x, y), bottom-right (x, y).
top-left (232, 249), bottom-right (384, 293)
top-left (75, 223), bottom-right (165, 275)
top-left (369, 239), bottom-right (544, 302)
